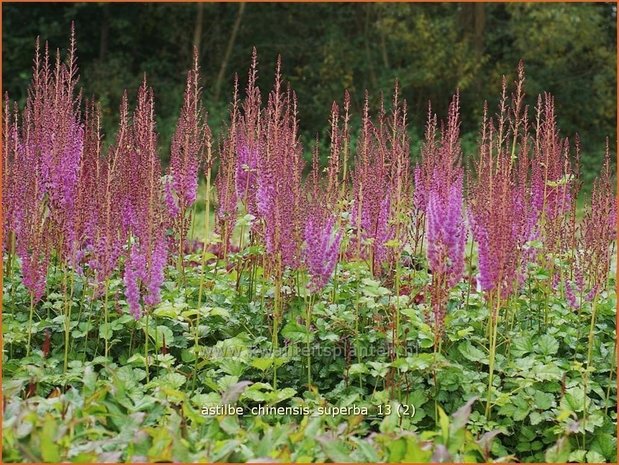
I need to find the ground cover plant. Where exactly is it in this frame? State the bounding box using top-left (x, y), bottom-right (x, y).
top-left (2, 29), bottom-right (617, 463)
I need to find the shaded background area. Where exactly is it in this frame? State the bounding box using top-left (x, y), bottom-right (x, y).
top-left (3, 2), bottom-right (616, 185)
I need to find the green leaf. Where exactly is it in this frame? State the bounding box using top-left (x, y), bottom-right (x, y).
top-left (529, 411), bottom-right (544, 425)
top-left (387, 438), bottom-right (406, 462)
top-left (561, 387), bottom-right (587, 413)
top-left (379, 401), bottom-right (400, 434)
top-left (438, 406), bottom-right (450, 442)
top-left (348, 363), bottom-right (368, 376)
top-left (317, 437), bottom-right (352, 462)
top-left (568, 450), bottom-right (587, 462)
top-left (367, 361), bottom-right (390, 378)
top-left (207, 306), bottom-right (231, 319)
top-left (533, 390), bottom-right (554, 410)
top-left (268, 387), bottom-right (296, 405)
top-left (537, 335), bottom-right (559, 356)
top-left (352, 438), bottom-right (380, 462)
top-left (511, 336), bottom-right (534, 357)
top-left (41, 415), bottom-right (61, 462)
top-left (403, 435), bottom-right (433, 462)
top-left (458, 341), bottom-right (487, 363)
top-left (281, 320), bottom-right (313, 344)
top-left (591, 433), bottom-right (616, 460)
top-left (209, 440), bottom-right (241, 462)
top-left (250, 357), bottom-right (273, 371)
top-left (146, 325), bottom-right (174, 350)
top-left (99, 323), bottom-right (113, 340)
top-left (585, 451), bottom-right (606, 463)
top-left (161, 372), bottom-right (187, 389)
top-left (153, 303), bottom-right (182, 319)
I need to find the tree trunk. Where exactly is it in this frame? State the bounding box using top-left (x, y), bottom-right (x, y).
top-left (99, 4), bottom-right (110, 61)
top-left (473, 3), bottom-right (486, 56)
top-left (364, 4), bottom-right (377, 89)
top-left (192, 3), bottom-right (204, 59)
top-left (214, 2), bottom-right (246, 102)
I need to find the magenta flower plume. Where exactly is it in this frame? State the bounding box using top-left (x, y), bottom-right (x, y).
top-left (426, 176), bottom-right (466, 286)
top-left (417, 95), bottom-right (466, 282)
top-left (215, 130), bottom-right (239, 255)
top-left (121, 79), bottom-right (169, 319)
top-left (123, 237), bottom-right (168, 318)
top-left (235, 137), bottom-right (260, 213)
top-left (81, 98), bottom-right (129, 290)
top-left (470, 163), bottom-right (534, 296)
top-left (351, 88), bottom-right (409, 275)
top-left (254, 59), bottom-right (305, 270)
top-left (165, 49), bottom-right (207, 228)
top-left (469, 80), bottom-right (535, 298)
top-left (2, 98), bottom-right (20, 251)
top-left (567, 143), bottom-right (616, 305)
top-left (416, 94), bottom-right (466, 343)
top-left (28, 32), bottom-right (84, 265)
top-left (11, 122), bottom-right (52, 302)
top-left (531, 94), bottom-right (573, 222)
top-left (235, 48), bottom-right (263, 218)
top-left (5, 33), bottom-right (85, 300)
top-left (123, 245), bottom-right (146, 318)
top-left (15, 119), bottom-right (52, 303)
top-left (304, 215), bottom-right (343, 292)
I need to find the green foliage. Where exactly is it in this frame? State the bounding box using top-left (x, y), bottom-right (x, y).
top-left (3, 250), bottom-right (616, 462)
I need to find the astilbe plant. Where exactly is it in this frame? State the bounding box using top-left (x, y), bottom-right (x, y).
top-left (469, 71), bottom-right (536, 299)
top-left (567, 143), bottom-right (616, 307)
top-left (416, 94), bottom-right (466, 343)
top-left (4, 30), bottom-right (619, 420)
top-left (246, 59), bottom-right (306, 388)
top-left (121, 79), bottom-right (169, 319)
top-left (165, 49), bottom-right (209, 266)
top-left (468, 71), bottom-right (538, 416)
top-left (300, 142), bottom-right (344, 386)
top-left (351, 88), bottom-right (410, 276)
top-left (81, 97), bottom-right (128, 295)
top-left (325, 92), bottom-right (351, 213)
top-left (529, 93), bottom-right (576, 288)
top-left (7, 99), bottom-right (51, 304)
top-left (3, 98), bottom-right (20, 269)
top-left (304, 215), bottom-right (342, 291)
top-left (235, 49), bottom-right (262, 220)
top-left (6, 33), bottom-right (85, 302)
top-left (32, 33), bottom-right (84, 268)
top-left (300, 91), bottom-right (350, 292)
top-left (304, 146), bottom-right (343, 293)
top-left (380, 86), bottom-right (412, 273)
top-left (256, 59), bottom-right (305, 274)
top-left (214, 83), bottom-right (240, 258)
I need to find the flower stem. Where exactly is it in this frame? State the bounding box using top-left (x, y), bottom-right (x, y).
top-left (485, 289), bottom-right (501, 418)
top-left (144, 310), bottom-right (150, 382)
top-left (26, 294), bottom-right (35, 357)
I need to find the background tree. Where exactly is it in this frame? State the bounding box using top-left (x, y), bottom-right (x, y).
top-left (2, 2), bottom-right (615, 185)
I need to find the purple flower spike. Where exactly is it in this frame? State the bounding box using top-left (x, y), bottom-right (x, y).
top-left (304, 215), bottom-right (343, 292)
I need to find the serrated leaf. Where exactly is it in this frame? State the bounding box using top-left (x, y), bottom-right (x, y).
top-left (281, 320), bottom-right (313, 343)
top-left (250, 357), bottom-right (273, 371)
top-left (348, 363), bottom-right (368, 376)
top-left (459, 341), bottom-right (487, 363)
top-left (533, 390), bottom-right (554, 410)
top-left (537, 335), bottom-right (559, 356)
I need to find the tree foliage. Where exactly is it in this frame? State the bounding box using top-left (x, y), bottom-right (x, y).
top-left (2, 3), bottom-right (615, 175)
